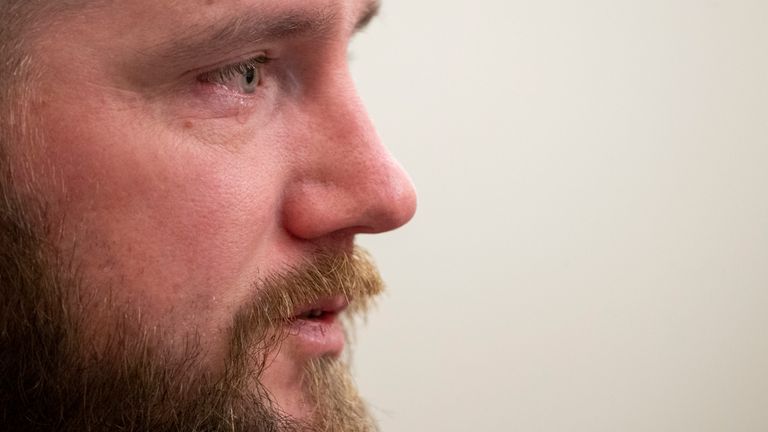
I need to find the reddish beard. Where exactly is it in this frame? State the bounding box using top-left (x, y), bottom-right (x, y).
top-left (0, 190), bottom-right (382, 432)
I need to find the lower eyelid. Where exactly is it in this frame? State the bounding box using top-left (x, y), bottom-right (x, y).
top-left (178, 56), bottom-right (285, 120)
top-left (182, 75), bottom-right (277, 120)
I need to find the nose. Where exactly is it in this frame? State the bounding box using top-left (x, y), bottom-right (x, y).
top-left (280, 73), bottom-right (417, 242)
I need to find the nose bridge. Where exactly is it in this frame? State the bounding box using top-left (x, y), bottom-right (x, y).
top-left (281, 72), bottom-right (417, 240)
top-left (315, 91), bottom-right (390, 189)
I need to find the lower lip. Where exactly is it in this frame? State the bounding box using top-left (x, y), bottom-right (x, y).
top-left (288, 314), bottom-right (345, 357)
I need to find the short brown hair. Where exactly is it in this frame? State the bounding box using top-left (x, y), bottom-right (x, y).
top-left (0, 2), bottom-right (39, 155)
top-left (0, 1), bottom-right (88, 162)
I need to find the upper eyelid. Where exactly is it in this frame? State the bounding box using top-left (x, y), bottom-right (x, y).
top-left (195, 54), bottom-right (272, 83)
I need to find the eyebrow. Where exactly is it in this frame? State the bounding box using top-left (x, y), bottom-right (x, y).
top-left (143, 0), bottom-right (381, 66)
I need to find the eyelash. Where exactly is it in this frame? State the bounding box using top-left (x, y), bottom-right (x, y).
top-left (197, 54), bottom-right (272, 87)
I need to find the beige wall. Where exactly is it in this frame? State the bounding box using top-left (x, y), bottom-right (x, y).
top-left (351, 1), bottom-right (768, 431)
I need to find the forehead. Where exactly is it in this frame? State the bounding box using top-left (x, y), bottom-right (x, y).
top-left (30, 0), bottom-right (381, 84)
top-left (52, 0), bottom-right (379, 54)
top-left (76, 0), bottom-right (374, 28)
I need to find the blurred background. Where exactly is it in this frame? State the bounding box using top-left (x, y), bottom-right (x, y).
top-left (350, 1), bottom-right (768, 431)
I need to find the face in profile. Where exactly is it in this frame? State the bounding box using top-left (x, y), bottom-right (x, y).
top-left (0, 0), bottom-right (416, 430)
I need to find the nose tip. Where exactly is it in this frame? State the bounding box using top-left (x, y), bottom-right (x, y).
top-left (281, 151), bottom-right (417, 241)
top-left (360, 158), bottom-right (418, 234)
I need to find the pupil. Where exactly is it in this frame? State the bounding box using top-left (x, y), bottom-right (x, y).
top-left (245, 67), bottom-right (256, 85)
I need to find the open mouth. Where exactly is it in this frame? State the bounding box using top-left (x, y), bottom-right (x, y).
top-left (287, 296), bottom-right (350, 356)
top-left (296, 308), bottom-right (338, 321)
top-left (291, 296), bottom-right (349, 323)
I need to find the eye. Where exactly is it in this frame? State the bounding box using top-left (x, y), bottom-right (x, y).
top-left (197, 55), bottom-right (271, 94)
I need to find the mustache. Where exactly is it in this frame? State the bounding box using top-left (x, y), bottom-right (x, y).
top-left (226, 247), bottom-right (385, 370)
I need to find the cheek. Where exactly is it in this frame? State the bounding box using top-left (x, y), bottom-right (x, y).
top-left (28, 105), bottom-right (286, 333)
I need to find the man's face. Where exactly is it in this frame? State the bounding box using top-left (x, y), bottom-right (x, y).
top-left (1, 0), bottom-right (416, 430)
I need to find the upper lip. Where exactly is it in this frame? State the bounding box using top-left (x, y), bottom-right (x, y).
top-left (292, 295), bottom-right (349, 320)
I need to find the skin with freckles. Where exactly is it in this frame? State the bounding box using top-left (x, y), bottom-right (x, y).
top-left (0, 0), bottom-right (416, 429)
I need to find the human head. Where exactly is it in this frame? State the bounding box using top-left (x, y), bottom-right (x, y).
top-left (0, 0), bottom-right (416, 430)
